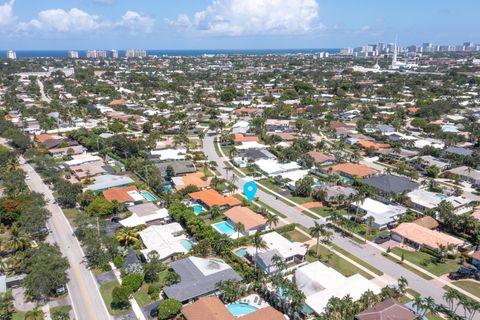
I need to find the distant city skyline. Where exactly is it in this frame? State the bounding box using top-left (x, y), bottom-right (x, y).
top-left (0, 0), bottom-right (479, 50)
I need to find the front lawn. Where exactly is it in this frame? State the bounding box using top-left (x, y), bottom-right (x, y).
top-left (391, 248), bottom-right (460, 276)
top-left (281, 229), bottom-right (310, 242)
top-left (306, 246), bottom-right (374, 280)
top-left (99, 280), bottom-right (131, 315)
top-left (63, 208), bottom-right (83, 225)
top-left (450, 280), bottom-right (480, 298)
top-left (310, 207), bottom-right (348, 217)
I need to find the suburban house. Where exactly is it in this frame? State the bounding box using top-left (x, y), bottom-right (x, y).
top-left (155, 160), bottom-right (196, 177)
top-left (149, 147), bottom-right (187, 161)
top-left (254, 159), bottom-right (301, 177)
top-left (307, 150), bottom-right (336, 166)
top-left (172, 172), bottom-right (211, 190)
top-left (255, 232), bottom-right (309, 273)
top-left (234, 149), bottom-right (276, 167)
top-left (295, 261), bottom-right (381, 316)
top-left (120, 203), bottom-right (170, 228)
top-left (352, 198), bottom-right (407, 230)
top-left (407, 189), bottom-right (471, 215)
top-left (139, 223), bottom-right (189, 261)
top-left (182, 296), bottom-right (285, 320)
top-left (413, 216), bottom-right (439, 230)
top-left (69, 161), bottom-right (106, 182)
top-left (103, 186), bottom-right (144, 206)
top-left (361, 174), bottom-right (418, 197)
top-left (84, 175), bottom-right (134, 192)
top-left (49, 145), bottom-right (86, 158)
top-left (355, 299), bottom-right (417, 320)
top-left (408, 155), bottom-right (451, 173)
top-left (324, 163), bottom-right (377, 180)
top-left (231, 120), bottom-right (250, 134)
top-left (391, 223), bottom-right (463, 251)
top-left (315, 185), bottom-right (357, 204)
top-left (445, 166), bottom-right (480, 186)
top-left (470, 251), bottom-right (480, 269)
top-left (265, 119), bottom-right (293, 132)
top-left (188, 189), bottom-right (242, 210)
top-left (223, 206), bottom-right (268, 235)
top-left (163, 257), bottom-right (242, 304)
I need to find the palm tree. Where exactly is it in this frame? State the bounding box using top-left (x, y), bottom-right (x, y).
top-left (0, 290), bottom-right (14, 319)
top-left (309, 221), bottom-right (325, 256)
top-left (24, 306), bottom-right (44, 320)
top-left (443, 288), bottom-right (458, 313)
top-left (397, 277), bottom-right (408, 296)
top-left (365, 216), bottom-right (375, 243)
top-left (3, 158), bottom-right (19, 173)
top-left (229, 148), bottom-right (239, 160)
top-left (422, 296), bottom-right (436, 318)
top-left (234, 222), bottom-right (245, 239)
top-left (266, 213), bottom-right (279, 230)
top-left (115, 228), bottom-right (138, 246)
top-left (209, 205), bottom-right (221, 220)
top-left (224, 166), bottom-right (231, 180)
top-left (252, 231), bottom-right (268, 272)
top-left (8, 228), bottom-right (29, 251)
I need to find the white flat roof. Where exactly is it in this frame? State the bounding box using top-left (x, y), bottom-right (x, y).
top-left (139, 223), bottom-right (187, 260)
top-left (261, 231), bottom-right (308, 259)
top-left (120, 208), bottom-right (169, 228)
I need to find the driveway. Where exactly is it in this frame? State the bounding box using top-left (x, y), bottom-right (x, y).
top-left (12, 287), bottom-right (35, 312)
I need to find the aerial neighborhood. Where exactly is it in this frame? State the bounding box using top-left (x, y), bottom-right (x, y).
top-left (1, 40), bottom-right (480, 320)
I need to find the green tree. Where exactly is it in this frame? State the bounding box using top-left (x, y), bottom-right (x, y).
top-left (111, 286), bottom-right (130, 310)
top-left (0, 290), bottom-right (14, 320)
top-left (293, 176), bottom-right (314, 197)
top-left (55, 180), bottom-right (82, 208)
top-left (157, 299), bottom-right (182, 320)
top-left (85, 196), bottom-right (116, 216)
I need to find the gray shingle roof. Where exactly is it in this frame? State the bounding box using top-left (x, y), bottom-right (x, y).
top-left (445, 147), bottom-right (473, 157)
top-left (362, 174), bottom-right (418, 194)
top-left (163, 257), bottom-right (241, 302)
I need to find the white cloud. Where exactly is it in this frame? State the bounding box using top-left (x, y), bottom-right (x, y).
top-left (119, 11), bottom-right (155, 33)
top-left (26, 8), bottom-right (105, 32)
top-left (167, 0), bottom-right (321, 36)
top-left (0, 0), bottom-right (16, 27)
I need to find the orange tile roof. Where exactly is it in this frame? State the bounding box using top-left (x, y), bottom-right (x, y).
top-left (188, 189), bottom-right (241, 207)
top-left (406, 107), bottom-right (419, 113)
top-left (182, 297), bottom-right (234, 320)
top-left (325, 163), bottom-right (377, 177)
top-left (392, 223), bottom-right (462, 250)
top-left (235, 108), bottom-right (258, 114)
top-left (358, 140), bottom-right (390, 150)
top-left (174, 172), bottom-right (211, 190)
top-left (240, 307), bottom-right (285, 320)
top-left (234, 134), bottom-right (259, 143)
top-left (103, 186), bottom-right (138, 203)
top-left (36, 134), bottom-right (56, 143)
top-left (108, 99), bottom-right (128, 106)
top-left (223, 206), bottom-right (267, 230)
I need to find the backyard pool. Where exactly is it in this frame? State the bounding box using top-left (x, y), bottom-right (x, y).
top-left (235, 248), bottom-right (248, 257)
top-left (141, 190), bottom-right (157, 201)
top-left (212, 221), bottom-right (236, 235)
top-left (227, 303), bottom-right (258, 317)
top-left (435, 194), bottom-right (446, 200)
top-left (192, 205), bottom-right (204, 215)
top-left (180, 239), bottom-right (193, 251)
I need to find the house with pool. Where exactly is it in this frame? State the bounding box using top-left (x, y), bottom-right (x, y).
top-left (188, 189), bottom-right (242, 210)
top-left (138, 223), bottom-right (192, 262)
top-left (119, 203), bottom-right (170, 228)
top-left (239, 232), bottom-right (309, 273)
top-left (218, 206), bottom-right (268, 237)
top-left (163, 257), bottom-right (242, 304)
top-left (182, 296), bottom-right (285, 320)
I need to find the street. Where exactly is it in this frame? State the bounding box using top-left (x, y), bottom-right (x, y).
top-left (19, 156), bottom-right (111, 320)
top-left (202, 133), bottom-right (479, 319)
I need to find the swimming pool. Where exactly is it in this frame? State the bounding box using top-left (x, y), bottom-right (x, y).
top-left (212, 221), bottom-right (236, 235)
top-left (227, 303), bottom-right (258, 317)
top-left (141, 190), bottom-right (157, 201)
top-left (180, 239), bottom-right (193, 251)
top-left (192, 205), bottom-right (204, 215)
top-left (235, 248), bottom-right (248, 257)
top-left (435, 194), bottom-right (446, 199)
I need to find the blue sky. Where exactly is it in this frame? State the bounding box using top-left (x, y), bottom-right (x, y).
top-left (0, 0), bottom-right (479, 50)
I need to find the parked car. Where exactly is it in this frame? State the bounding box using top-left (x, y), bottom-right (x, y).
top-left (374, 234), bottom-right (390, 244)
top-left (448, 267), bottom-right (480, 280)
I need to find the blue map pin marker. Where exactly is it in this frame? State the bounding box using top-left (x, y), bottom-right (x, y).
top-left (243, 181), bottom-right (257, 202)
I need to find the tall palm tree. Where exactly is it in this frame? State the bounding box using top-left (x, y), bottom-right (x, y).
top-left (4, 158), bottom-right (19, 173)
top-left (309, 221), bottom-right (325, 256)
top-left (252, 231), bottom-right (268, 272)
top-left (8, 228), bottom-right (29, 251)
top-left (234, 222), bottom-right (245, 239)
top-left (266, 213), bottom-right (279, 230)
top-left (115, 228), bottom-right (138, 246)
top-left (365, 216), bottom-right (375, 242)
top-left (397, 277), bottom-right (408, 296)
top-left (24, 306), bottom-right (44, 320)
top-left (443, 288), bottom-right (458, 313)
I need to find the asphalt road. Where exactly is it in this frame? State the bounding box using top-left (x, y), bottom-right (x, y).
top-left (202, 133), bottom-right (478, 319)
top-left (19, 156), bottom-right (111, 320)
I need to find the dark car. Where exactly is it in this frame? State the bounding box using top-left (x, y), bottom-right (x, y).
top-left (374, 234), bottom-right (390, 244)
top-left (448, 267), bottom-right (479, 280)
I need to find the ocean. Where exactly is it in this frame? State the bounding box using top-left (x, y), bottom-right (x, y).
top-left (0, 49), bottom-right (340, 59)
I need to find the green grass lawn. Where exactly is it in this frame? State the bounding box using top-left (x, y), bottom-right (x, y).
top-left (50, 305), bottom-right (72, 316)
top-left (63, 208), bottom-right (83, 225)
top-left (281, 229), bottom-right (310, 242)
top-left (310, 207), bottom-right (348, 217)
top-left (330, 243), bottom-right (383, 276)
top-left (287, 195), bottom-right (314, 205)
top-left (306, 246), bottom-right (374, 280)
top-left (254, 200), bottom-right (287, 218)
top-left (12, 311), bottom-right (25, 320)
top-left (99, 280), bottom-right (131, 316)
top-left (383, 253), bottom-right (434, 280)
top-left (258, 179), bottom-right (284, 194)
top-left (132, 283), bottom-right (154, 307)
top-left (450, 280), bottom-right (480, 298)
top-left (391, 248), bottom-right (460, 276)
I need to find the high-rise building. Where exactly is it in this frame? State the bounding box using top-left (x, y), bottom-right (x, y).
top-left (86, 50), bottom-right (107, 58)
top-left (422, 42), bottom-right (433, 53)
top-left (68, 50), bottom-right (79, 59)
top-left (110, 49), bottom-right (119, 58)
top-left (96, 50), bottom-right (107, 58)
top-left (6, 50), bottom-right (16, 59)
top-left (125, 50), bottom-right (147, 58)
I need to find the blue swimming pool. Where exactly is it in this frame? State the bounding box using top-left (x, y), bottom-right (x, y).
top-left (435, 194), bottom-right (446, 199)
top-left (180, 239), bottom-right (193, 251)
top-left (212, 221), bottom-right (236, 235)
top-left (227, 303), bottom-right (258, 317)
top-left (235, 248), bottom-right (248, 257)
top-left (141, 190), bottom-right (157, 201)
top-left (192, 205), bottom-right (204, 215)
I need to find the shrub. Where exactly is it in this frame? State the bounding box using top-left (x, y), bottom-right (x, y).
top-left (122, 273), bottom-right (143, 293)
top-left (158, 299), bottom-right (182, 320)
top-left (113, 256), bottom-right (124, 269)
top-left (111, 286), bottom-right (130, 309)
top-left (147, 283), bottom-right (161, 300)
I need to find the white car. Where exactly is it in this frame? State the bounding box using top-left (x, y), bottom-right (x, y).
top-left (25, 175), bottom-right (30, 180)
